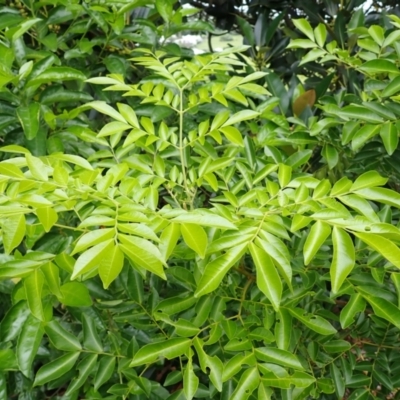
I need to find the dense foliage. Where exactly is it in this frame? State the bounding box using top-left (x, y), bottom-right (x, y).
top-left (2, 1), bottom-right (400, 399)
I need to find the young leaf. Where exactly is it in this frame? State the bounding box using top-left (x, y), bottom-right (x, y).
top-left (2, 214), bottom-right (26, 255)
top-left (36, 207), bottom-right (58, 232)
top-left (354, 232), bottom-right (400, 268)
top-left (183, 350), bottom-right (199, 400)
top-left (303, 221), bottom-right (331, 265)
top-left (181, 223), bottom-right (207, 259)
top-left (249, 242), bottom-right (282, 311)
top-left (99, 243), bottom-right (124, 289)
top-left (59, 282), bottom-right (92, 307)
top-left (331, 227), bottom-right (355, 294)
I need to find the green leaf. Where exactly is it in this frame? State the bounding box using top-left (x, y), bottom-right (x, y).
top-left (195, 243), bottom-right (247, 297)
top-left (26, 153), bottom-right (48, 181)
top-left (82, 313), bottom-right (103, 352)
top-left (289, 308), bottom-right (337, 335)
top-left (359, 59), bottom-right (400, 75)
top-left (159, 223), bottom-right (180, 261)
top-left (351, 124), bottom-right (380, 151)
top-left (219, 126), bottom-right (244, 146)
top-left (181, 223), bottom-right (207, 259)
top-left (331, 227), bottom-right (355, 294)
top-left (130, 338), bottom-right (191, 367)
top-left (156, 0), bottom-right (173, 22)
top-left (382, 75), bottom-right (400, 97)
top-left (33, 352), bottom-right (80, 387)
top-left (261, 371), bottom-right (315, 389)
top-left (222, 110), bottom-right (259, 127)
top-left (340, 293), bottom-right (365, 329)
top-left (72, 228), bottom-right (114, 255)
top-left (357, 288), bottom-right (400, 328)
top-left (65, 353), bottom-right (98, 395)
top-left (230, 367), bottom-right (259, 400)
top-left (303, 221), bottom-right (331, 265)
top-left (36, 207), bottom-right (58, 232)
top-left (17, 314), bottom-right (43, 377)
top-left (59, 282), bottom-right (92, 307)
top-left (314, 23), bottom-right (327, 47)
top-left (249, 242), bottom-right (282, 311)
top-left (0, 349), bottom-right (17, 371)
top-left (354, 232), bottom-right (400, 268)
top-left (119, 234), bottom-right (166, 279)
top-left (275, 309), bottom-right (292, 350)
top-left (94, 356), bottom-right (115, 390)
top-left (0, 162), bottom-right (25, 179)
top-left (2, 214), bottom-right (26, 255)
top-left (183, 351), bottom-right (199, 400)
top-left (255, 348), bottom-right (304, 370)
top-left (86, 101), bottom-right (127, 123)
top-left (293, 18), bottom-right (314, 40)
top-left (351, 171), bottom-right (387, 191)
top-left (99, 243), bottom-right (124, 289)
top-left (71, 239), bottom-right (114, 279)
top-left (51, 153), bottom-right (93, 170)
top-left (322, 144), bottom-right (338, 169)
top-left (26, 67), bottom-right (86, 87)
top-left (170, 211), bottom-right (237, 230)
top-left (24, 270), bottom-right (45, 321)
top-left (380, 122), bottom-right (398, 155)
top-left (44, 320), bottom-right (81, 352)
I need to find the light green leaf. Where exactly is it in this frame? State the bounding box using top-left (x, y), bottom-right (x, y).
top-left (357, 287), bottom-right (400, 328)
top-left (314, 23), bottom-right (327, 46)
top-left (231, 367), bottom-right (259, 400)
top-left (351, 171), bottom-right (387, 191)
top-left (354, 232), bottom-right (400, 268)
top-left (303, 221), bottom-right (331, 265)
top-left (289, 308), bottom-right (337, 335)
top-left (59, 282), bottom-right (92, 307)
top-left (219, 126), bottom-right (244, 146)
top-left (36, 207), bottom-right (58, 232)
top-left (359, 59), bottom-right (400, 75)
top-left (26, 154), bottom-right (48, 181)
top-left (380, 122), bottom-right (398, 155)
top-left (293, 18), bottom-right (314, 40)
top-left (222, 110), bottom-right (259, 127)
top-left (171, 211), bottom-right (237, 230)
top-left (99, 243), bottom-right (124, 289)
top-left (181, 223), bottom-right (207, 259)
top-left (255, 348), bottom-right (304, 370)
top-left (33, 352), bottom-right (80, 387)
top-left (2, 214), bottom-right (26, 255)
top-left (51, 153), bottom-right (93, 170)
top-left (195, 243), bottom-right (247, 297)
top-left (0, 162), bottom-right (25, 179)
top-left (159, 223), bottom-right (181, 261)
top-left (71, 239), bottom-right (114, 279)
top-left (331, 227), bottom-right (356, 293)
top-left (275, 309), bottom-right (292, 350)
top-left (98, 121), bottom-right (132, 137)
top-left (249, 242), bottom-right (282, 311)
top-left (261, 371), bottom-right (315, 389)
top-left (72, 228), bottom-right (114, 255)
top-left (119, 234), bottom-right (166, 279)
top-left (340, 294), bottom-right (366, 329)
top-left (130, 338), bottom-right (191, 367)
